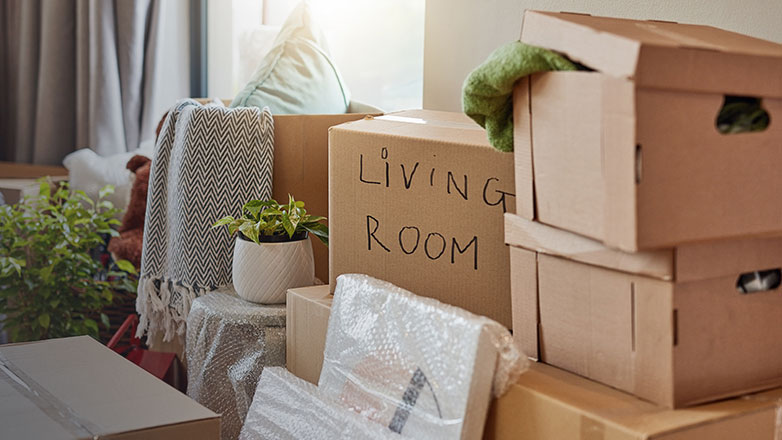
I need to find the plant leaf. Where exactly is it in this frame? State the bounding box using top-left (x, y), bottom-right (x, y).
top-left (39, 181), bottom-right (50, 196)
top-left (98, 185), bottom-right (115, 199)
top-left (303, 222), bottom-right (329, 247)
top-left (85, 319), bottom-right (99, 332)
top-left (114, 259), bottom-right (137, 275)
top-left (282, 215), bottom-right (295, 238)
top-left (212, 216), bottom-right (234, 228)
top-left (101, 313), bottom-right (111, 329)
top-left (38, 314), bottom-right (50, 329)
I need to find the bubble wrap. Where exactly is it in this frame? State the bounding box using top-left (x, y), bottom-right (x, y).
top-left (185, 286), bottom-right (286, 440)
top-left (240, 274), bottom-right (526, 439)
top-left (239, 367), bottom-right (399, 440)
top-left (318, 274), bottom-right (527, 439)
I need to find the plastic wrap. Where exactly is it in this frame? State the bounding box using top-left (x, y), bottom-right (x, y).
top-left (239, 367), bottom-right (399, 440)
top-left (185, 286), bottom-right (286, 440)
top-left (318, 274), bottom-right (527, 439)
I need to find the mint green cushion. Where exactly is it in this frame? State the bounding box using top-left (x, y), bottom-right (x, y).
top-left (231, 3), bottom-right (350, 114)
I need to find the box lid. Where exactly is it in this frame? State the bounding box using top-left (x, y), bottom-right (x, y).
top-left (0, 336), bottom-right (218, 439)
top-left (329, 110), bottom-right (494, 149)
top-left (505, 213), bottom-right (782, 282)
top-left (520, 10), bottom-right (782, 97)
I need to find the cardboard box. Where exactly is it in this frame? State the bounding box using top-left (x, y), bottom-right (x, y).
top-left (0, 336), bottom-right (219, 439)
top-left (273, 112), bottom-right (379, 283)
top-left (505, 213), bottom-right (782, 407)
top-left (514, 11), bottom-right (782, 250)
top-left (0, 161), bottom-right (68, 205)
top-left (329, 110), bottom-right (516, 327)
top-left (286, 284), bottom-right (332, 384)
top-left (484, 362), bottom-right (782, 440)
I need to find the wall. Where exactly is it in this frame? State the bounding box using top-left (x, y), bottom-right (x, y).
top-left (423, 0), bottom-right (782, 111)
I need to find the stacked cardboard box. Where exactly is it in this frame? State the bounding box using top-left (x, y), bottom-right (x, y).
top-left (302, 10), bottom-right (782, 438)
top-left (328, 110), bottom-right (516, 327)
top-left (498, 9), bottom-right (782, 437)
top-left (0, 336), bottom-right (220, 439)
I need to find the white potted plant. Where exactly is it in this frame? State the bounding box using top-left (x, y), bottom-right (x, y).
top-left (212, 195), bottom-right (328, 304)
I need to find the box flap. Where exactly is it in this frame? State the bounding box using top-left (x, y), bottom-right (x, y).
top-left (330, 110), bottom-right (492, 148)
top-left (0, 336), bottom-right (217, 439)
top-left (520, 10), bottom-right (782, 97)
top-left (505, 214), bottom-right (673, 280)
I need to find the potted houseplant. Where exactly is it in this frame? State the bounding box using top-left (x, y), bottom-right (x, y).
top-left (213, 195), bottom-right (328, 304)
top-left (0, 181), bottom-right (137, 342)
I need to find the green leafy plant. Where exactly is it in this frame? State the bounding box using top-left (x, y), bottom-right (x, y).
top-left (213, 195), bottom-right (329, 246)
top-left (0, 180), bottom-right (137, 342)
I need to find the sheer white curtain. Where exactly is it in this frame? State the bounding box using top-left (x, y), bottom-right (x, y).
top-left (0, 0), bottom-right (190, 165)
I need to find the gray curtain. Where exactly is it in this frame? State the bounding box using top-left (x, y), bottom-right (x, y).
top-left (0, 0), bottom-right (189, 165)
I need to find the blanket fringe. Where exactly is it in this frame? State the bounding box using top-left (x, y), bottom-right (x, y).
top-left (136, 275), bottom-right (209, 343)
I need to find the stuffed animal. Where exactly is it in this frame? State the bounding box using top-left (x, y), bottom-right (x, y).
top-left (108, 155), bottom-right (152, 269)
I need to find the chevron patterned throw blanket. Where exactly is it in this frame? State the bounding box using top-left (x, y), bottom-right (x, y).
top-left (137, 99), bottom-right (274, 342)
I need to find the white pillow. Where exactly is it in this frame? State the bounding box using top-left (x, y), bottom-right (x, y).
top-left (230, 1), bottom-right (350, 114)
top-left (63, 147), bottom-right (152, 214)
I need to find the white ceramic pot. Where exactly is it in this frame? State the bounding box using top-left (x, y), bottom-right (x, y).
top-left (232, 233), bottom-right (315, 304)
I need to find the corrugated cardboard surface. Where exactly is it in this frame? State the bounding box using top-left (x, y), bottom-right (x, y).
top-left (505, 213), bottom-right (673, 280)
top-left (285, 285), bottom-right (332, 384)
top-left (535, 252), bottom-right (675, 406)
top-left (673, 275), bottom-right (782, 406)
top-left (516, 11), bottom-right (782, 250)
top-left (0, 336), bottom-right (219, 440)
top-left (635, 89), bottom-right (782, 248)
top-left (506, 214), bottom-right (782, 407)
top-left (483, 362), bottom-right (780, 440)
top-left (512, 78), bottom-right (535, 221)
top-left (520, 10), bottom-right (782, 97)
top-left (329, 110), bottom-right (516, 327)
top-left (272, 112), bottom-right (379, 283)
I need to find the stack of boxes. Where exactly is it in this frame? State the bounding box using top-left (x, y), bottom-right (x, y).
top-left (496, 9), bottom-right (782, 439)
top-left (288, 9), bottom-right (782, 438)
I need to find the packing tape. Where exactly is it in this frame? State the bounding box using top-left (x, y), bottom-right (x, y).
top-left (579, 415), bottom-right (606, 440)
top-left (0, 352), bottom-right (99, 438)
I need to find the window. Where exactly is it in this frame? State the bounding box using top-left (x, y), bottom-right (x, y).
top-left (207, 0), bottom-right (425, 111)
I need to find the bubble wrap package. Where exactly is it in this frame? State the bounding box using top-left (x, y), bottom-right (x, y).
top-left (317, 274), bottom-right (528, 439)
top-left (239, 274), bottom-right (526, 439)
top-left (186, 286), bottom-right (286, 440)
top-left (239, 367), bottom-right (400, 440)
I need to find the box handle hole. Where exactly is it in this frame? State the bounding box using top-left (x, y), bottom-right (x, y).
top-left (716, 95), bottom-right (770, 134)
top-left (736, 269), bottom-right (781, 294)
top-left (635, 144), bottom-right (642, 184)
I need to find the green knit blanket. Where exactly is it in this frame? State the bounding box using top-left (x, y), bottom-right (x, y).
top-left (462, 41), bottom-right (576, 152)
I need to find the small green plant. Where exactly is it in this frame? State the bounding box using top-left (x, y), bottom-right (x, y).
top-left (213, 195), bottom-right (329, 246)
top-left (0, 180), bottom-right (137, 342)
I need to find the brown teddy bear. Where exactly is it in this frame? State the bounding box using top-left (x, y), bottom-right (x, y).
top-left (108, 155), bottom-right (152, 269)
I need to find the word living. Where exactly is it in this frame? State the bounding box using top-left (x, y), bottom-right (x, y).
top-left (359, 147), bottom-right (515, 212)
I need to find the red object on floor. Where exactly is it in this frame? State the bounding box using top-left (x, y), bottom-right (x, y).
top-left (107, 314), bottom-right (176, 381)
